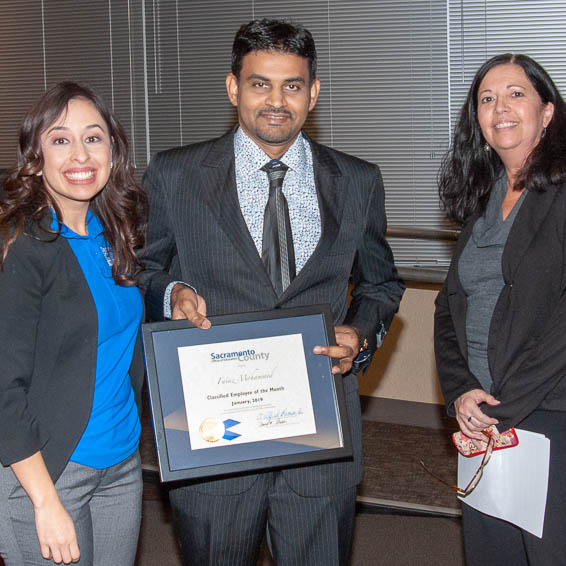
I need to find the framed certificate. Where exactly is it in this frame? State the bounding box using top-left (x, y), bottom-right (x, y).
top-left (142, 304), bottom-right (353, 482)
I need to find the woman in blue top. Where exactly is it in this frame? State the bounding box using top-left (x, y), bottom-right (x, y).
top-left (0, 82), bottom-right (148, 565)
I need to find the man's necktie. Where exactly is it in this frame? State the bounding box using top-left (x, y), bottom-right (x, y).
top-left (261, 160), bottom-right (296, 295)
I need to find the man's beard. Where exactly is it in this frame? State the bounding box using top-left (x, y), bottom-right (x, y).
top-left (254, 107), bottom-right (297, 145)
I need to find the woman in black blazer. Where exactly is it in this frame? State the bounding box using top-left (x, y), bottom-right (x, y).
top-left (0, 83), bottom-right (147, 565)
top-left (435, 54), bottom-right (566, 565)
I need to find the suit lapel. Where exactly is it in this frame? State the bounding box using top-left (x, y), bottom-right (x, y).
top-left (502, 184), bottom-right (557, 281)
top-left (200, 131), bottom-right (272, 283)
top-left (199, 131), bottom-right (347, 302)
top-left (279, 139), bottom-right (347, 300)
top-left (311, 140), bottom-right (346, 257)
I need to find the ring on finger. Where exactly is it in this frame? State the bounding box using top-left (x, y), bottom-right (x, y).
top-left (467, 415), bottom-right (473, 423)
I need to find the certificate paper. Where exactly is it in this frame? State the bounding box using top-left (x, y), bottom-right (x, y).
top-left (177, 334), bottom-right (317, 450)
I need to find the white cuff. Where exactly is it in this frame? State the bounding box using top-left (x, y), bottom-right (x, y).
top-left (163, 281), bottom-right (198, 319)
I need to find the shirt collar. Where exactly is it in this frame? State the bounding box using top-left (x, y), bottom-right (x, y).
top-left (50, 209), bottom-right (104, 239)
top-left (234, 126), bottom-right (308, 175)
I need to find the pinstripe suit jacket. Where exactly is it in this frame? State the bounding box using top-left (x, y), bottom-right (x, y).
top-left (139, 129), bottom-right (404, 496)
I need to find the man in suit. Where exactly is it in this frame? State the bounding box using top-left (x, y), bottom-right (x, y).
top-left (140, 18), bottom-right (404, 566)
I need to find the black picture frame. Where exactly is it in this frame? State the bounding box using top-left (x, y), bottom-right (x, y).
top-left (142, 304), bottom-right (353, 482)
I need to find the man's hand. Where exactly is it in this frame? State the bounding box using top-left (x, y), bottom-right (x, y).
top-left (170, 284), bottom-right (211, 329)
top-left (313, 325), bottom-right (359, 375)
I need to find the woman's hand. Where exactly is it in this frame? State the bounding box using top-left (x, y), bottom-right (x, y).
top-left (11, 452), bottom-right (80, 564)
top-left (454, 389), bottom-right (500, 444)
top-left (34, 495), bottom-right (80, 564)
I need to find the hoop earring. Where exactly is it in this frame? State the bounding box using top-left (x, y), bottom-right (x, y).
top-left (541, 127), bottom-right (547, 138)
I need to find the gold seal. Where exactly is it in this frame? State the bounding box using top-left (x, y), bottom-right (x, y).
top-left (199, 418), bottom-right (225, 442)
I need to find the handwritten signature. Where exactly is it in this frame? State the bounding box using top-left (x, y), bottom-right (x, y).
top-left (257, 408), bottom-right (304, 427)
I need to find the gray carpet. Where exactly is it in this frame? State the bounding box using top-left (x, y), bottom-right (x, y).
top-left (140, 393), bottom-right (461, 512)
top-left (135, 495), bottom-right (465, 565)
top-left (0, 499), bottom-right (465, 566)
top-left (0, 400), bottom-right (464, 566)
top-left (136, 390), bottom-right (465, 564)
top-left (359, 420), bottom-right (460, 511)
top-left (137, 409), bottom-right (465, 566)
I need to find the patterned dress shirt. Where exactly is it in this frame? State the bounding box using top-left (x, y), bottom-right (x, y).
top-left (164, 128), bottom-right (322, 317)
top-left (234, 127), bottom-right (321, 272)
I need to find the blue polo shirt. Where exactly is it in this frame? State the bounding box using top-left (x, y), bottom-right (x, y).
top-left (54, 211), bottom-right (142, 468)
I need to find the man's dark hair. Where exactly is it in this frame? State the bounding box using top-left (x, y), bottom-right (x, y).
top-left (231, 19), bottom-right (317, 83)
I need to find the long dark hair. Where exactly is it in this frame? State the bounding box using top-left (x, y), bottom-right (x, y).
top-left (438, 53), bottom-right (566, 224)
top-left (0, 81), bottom-right (147, 285)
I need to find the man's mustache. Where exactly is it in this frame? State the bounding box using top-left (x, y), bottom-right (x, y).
top-left (257, 107), bottom-right (293, 118)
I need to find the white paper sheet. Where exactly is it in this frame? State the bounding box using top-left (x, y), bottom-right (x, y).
top-left (458, 428), bottom-right (550, 538)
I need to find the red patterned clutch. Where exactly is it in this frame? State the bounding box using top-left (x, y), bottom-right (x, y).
top-left (452, 425), bottom-right (519, 457)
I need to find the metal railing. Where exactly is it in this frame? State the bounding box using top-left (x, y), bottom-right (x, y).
top-left (386, 226), bottom-right (460, 285)
top-left (387, 226), bottom-right (459, 242)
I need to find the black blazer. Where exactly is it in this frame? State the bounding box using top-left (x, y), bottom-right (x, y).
top-left (0, 223), bottom-right (144, 482)
top-left (139, 129), bottom-right (404, 496)
top-left (435, 182), bottom-right (566, 433)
